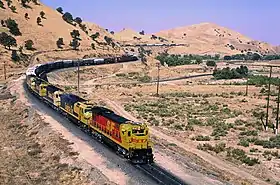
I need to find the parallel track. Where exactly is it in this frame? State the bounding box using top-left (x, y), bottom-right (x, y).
top-left (135, 163), bottom-right (189, 185)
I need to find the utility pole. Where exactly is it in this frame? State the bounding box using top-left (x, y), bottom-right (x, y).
top-left (77, 59), bottom-right (80, 94)
top-left (265, 66), bottom-right (273, 131)
top-left (156, 62), bottom-right (160, 96)
top-left (3, 61), bottom-right (6, 80)
top-left (276, 83), bottom-right (280, 135)
top-left (245, 78), bottom-right (248, 96)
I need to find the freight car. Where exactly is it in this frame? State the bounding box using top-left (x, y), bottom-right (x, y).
top-left (25, 55), bottom-right (154, 164)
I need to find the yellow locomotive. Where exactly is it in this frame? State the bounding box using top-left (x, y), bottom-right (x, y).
top-left (26, 75), bottom-right (154, 163)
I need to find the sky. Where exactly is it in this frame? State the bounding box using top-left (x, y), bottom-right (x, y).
top-left (42, 0), bottom-right (280, 45)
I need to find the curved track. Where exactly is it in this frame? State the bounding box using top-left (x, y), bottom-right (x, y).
top-left (25, 55), bottom-right (193, 185)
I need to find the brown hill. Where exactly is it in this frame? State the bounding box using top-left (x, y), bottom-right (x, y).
top-left (156, 22), bottom-right (276, 55)
top-left (0, 0), bottom-right (122, 71)
top-left (115, 28), bottom-right (170, 45)
top-left (274, 46), bottom-right (280, 53)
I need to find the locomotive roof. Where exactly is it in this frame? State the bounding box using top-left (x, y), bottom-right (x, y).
top-left (60, 93), bottom-right (87, 103)
top-left (92, 106), bottom-right (130, 124)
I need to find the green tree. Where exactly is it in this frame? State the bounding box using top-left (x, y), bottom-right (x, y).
top-left (224, 55), bottom-right (232, 60)
top-left (25, 13), bottom-right (29, 19)
top-left (0, 32), bottom-right (17, 50)
top-left (56, 38), bottom-right (64, 48)
top-left (70, 29), bottom-right (80, 39)
top-left (25, 39), bottom-right (34, 50)
top-left (79, 24), bottom-right (87, 32)
top-left (0, 1), bottom-right (4, 9)
top-left (21, 0), bottom-right (31, 7)
top-left (56, 7), bottom-right (63, 14)
top-left (5, 18), bottom-right (21, 36)
top-left (139, 30), bottom-right (145, 35)
top-left (74, 17), bottom-right (82, 24)
top-left (104, 36), bottom-right (112, 45)
top-left (90, 32), bottom-right (100, 40)
top-left (40, 11), bottom-right (45, 19)
top-left (37, 17), bottom-right (42, 25)
top-left (11, 50), bottom-right (20, 62)
top-left (91, 43), bottom-right (95, 50)
top-left (10, 5), bottom-right (16, 13)
top-left (1, 20), bottom-right (5, 26)
top-left (252, 53), bottom-right (261, 61)
top-left (69, 38), bottom-right (80, 50)
top-left (62, 12), bottom-right (73, 24)
top-left (206, 60), bottom-right (216, 67)
top-left (32, 0), bottom-right (39, 5)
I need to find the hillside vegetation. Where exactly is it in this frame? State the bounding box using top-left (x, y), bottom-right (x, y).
top-left (0, 0), bottom-right (122, 70)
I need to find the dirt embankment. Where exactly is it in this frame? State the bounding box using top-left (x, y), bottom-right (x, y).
top-left (0, 82), bottom-right (116, 185)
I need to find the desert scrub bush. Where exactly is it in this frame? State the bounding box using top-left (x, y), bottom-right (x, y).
top-left (239, 130), bottom-right (258, 136)
top-left (192, 135), bottom-right (211, 141)
top-left (124, 104), bottom-right (132, 111)
top-left (173, 124), bottom-right (184, 130)
top-left (185, 124), bottom-right (194, 131)
top-left (188, 118), bottom-right (204, 126)
top-left (234, 119), bottom-right (246, 126)
top-left (116, 73), bottom-right (126, 77)
top-left (254, 135), bottom-right (280, 149)
top-left (238, 138), bottom-right (250, 147)
top-left (138, 75), bottom-right (151, 83)
top-left (249, 148), bottom-right (258, 153)
top-left (211, 122), bottom-right (231, 138)
top-left (227, 148), bottom-right (260, 166)
top-left (197, 143), bottom-right (226, 154)
top-left (263, 150), bottom-right (279, 160)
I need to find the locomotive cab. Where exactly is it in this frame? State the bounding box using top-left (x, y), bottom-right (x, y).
top-left (39, 83), bottom-right (48, 97)
top-left (125, 122), bottom-right (154, 164)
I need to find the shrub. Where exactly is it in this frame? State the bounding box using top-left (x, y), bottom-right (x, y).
top-left (197, 143), bottom-right (226, 154)
top-left (0, 1), bottom-right (4, 9)
top-left (36, 17), bottom-right (42, 25)
top-left (9, 5), bottom-right (16, 13)
top-left (138, 75), bottom-right (151, 83)
top-left (74, 17), bottom-right (82, 24)
top-left (32, 0), bottom-right (39, 5)
top-left (227, 148), bottom-right (260, 166)
top-left (192, 135), bottom-right (211, 141)
top-left (239, 130), bottom-right (258, 136)
top-left (56, 38), bottom-right (64, 48)
top-left (25, 39), bottom-right (34, 50)
top-left (1, 20), bottom-right (5, 26)
top-left (11, 50), bottom-right (20, 62)
top-left (56, 7), bottom-right (63, 14)
top-left (69, 38), bottom-right (80, 50)
top-left (5, 18), bottom-right (21, 36)
top-left (70, 30), bottom-right (80, 39)
top-left (91, 43), bottom-right (95, 50)
top-left (139, 30), bottom-right (145, 35)
top-left (62, 12), bottom-right (73, 24)
top-left (238, 138), bottom-right (250, 147)
top-left (213, 65), bottom-right (248, 80)
top-left (206, 60), bottom-right (216, 67)
top-left (0, 32), bottom-right (17, 50)
top-left (40, 11), bottom-right (45, 18)
top-left (25, 13), bottom-right (29, 19)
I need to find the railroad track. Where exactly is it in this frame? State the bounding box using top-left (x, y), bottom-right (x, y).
top-left (135, 163), bottom-right (189, 185)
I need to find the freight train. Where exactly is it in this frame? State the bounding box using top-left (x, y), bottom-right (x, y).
top-left (25, 55), bottom-right (154, 164)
